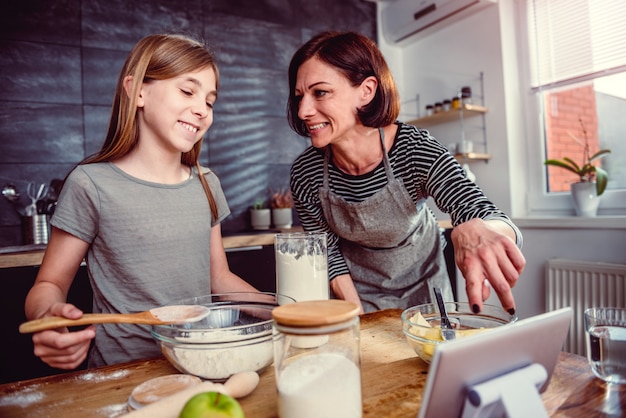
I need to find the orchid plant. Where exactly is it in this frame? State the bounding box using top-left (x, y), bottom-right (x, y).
top-left (544, 118), bottom-right (611, 196)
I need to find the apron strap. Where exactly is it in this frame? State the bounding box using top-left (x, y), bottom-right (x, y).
top-left (323, 146), bottom-right (331, 189)
top-left (378, 127), bottom-right (395, 183)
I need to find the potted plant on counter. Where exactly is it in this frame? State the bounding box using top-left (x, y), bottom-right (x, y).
top-left (544, 118), bottom-right (611, 217)
top-left (270, 188), bottom-right (294, 229)
top-left (250, 198), bottom-right (271, 230)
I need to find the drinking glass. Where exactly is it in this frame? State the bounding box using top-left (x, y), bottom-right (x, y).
top-left (584, 307), bottom-right (626, 384)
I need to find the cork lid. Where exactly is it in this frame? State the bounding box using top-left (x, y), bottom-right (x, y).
top-left (272, 300), bottom-right (360, 327)
top-left (128, 374), bottom-right (202, 410)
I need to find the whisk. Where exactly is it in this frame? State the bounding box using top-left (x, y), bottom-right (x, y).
top-left (26, 182), bottom-right (48, 216)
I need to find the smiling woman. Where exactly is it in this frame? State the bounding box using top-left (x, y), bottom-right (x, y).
top-left (286, 31), bottom-right (524, 318)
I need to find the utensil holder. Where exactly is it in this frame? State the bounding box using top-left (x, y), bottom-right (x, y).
top-left (22, 214), bottom-right (50, 245)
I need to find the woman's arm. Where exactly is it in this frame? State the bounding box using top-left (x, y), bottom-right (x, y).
top-left (414, 133), bottom-right (525, 313)
top-left (330, 273), bottom-right (364, 313)
top-left (24, 227), bottom-right (96, 370)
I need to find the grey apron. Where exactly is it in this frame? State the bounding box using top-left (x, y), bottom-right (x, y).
top-left (319, 128), bottom-right (453, 312)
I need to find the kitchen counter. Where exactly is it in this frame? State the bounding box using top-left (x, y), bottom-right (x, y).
top-left (0, 220), bottom-right (454, 269)
top-left (0, 308), bottom-right (623, 418)
top-left (0, 227), bottom-right (304, 269)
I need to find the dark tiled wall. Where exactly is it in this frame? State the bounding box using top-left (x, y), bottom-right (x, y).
top-left (0, 0), bottom-right (376, 245)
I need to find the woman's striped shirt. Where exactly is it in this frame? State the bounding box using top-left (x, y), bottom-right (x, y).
top-left (290, 122), bottom-right (522, 281)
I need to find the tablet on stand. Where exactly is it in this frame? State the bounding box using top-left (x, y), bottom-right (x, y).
top-left (417, 307), bottom-right (573, 418)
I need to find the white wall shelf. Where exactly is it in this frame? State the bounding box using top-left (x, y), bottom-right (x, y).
top-left (407, 104), bottom-right (488, 128)
top-left (407, 73), bottom-right (490, 162)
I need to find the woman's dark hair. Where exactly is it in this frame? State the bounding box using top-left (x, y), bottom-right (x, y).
top-left (287, 31), bottom-right (400, 136)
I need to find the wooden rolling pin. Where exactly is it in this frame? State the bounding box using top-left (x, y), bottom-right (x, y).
top-left (119, 371), bottom-right (260, 418)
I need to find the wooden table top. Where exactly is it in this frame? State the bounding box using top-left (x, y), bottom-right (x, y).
top-left (0, 309), bottom-right (623, 417)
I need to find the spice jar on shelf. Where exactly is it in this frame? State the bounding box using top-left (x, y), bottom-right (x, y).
top-left (434, 102), bottom-right (443, 113)
top-left (451, 96), bottom-right (460, 109)
top-left (425, 104), bottom-right (434, 116)
top-left (461, 86), bottom-right (472, 105)
top-left (442, 99), bottom-right (451, 111)
top-left (272, 300), bottom-right (362, 418)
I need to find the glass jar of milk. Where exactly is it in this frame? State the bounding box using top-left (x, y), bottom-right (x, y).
top-left (272, 300), bottom-right (362, 418)
top-left (274, 232), bottom-right (329, 302)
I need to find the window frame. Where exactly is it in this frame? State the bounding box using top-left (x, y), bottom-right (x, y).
top-left (515, 0), bottom-right (626, 217)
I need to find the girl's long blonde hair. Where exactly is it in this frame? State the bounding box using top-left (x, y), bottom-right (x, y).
top-left (83, 33), bottom-right (219, 219)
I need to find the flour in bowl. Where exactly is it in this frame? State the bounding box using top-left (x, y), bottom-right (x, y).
top-left (166, 330), bottom-right (273, 381)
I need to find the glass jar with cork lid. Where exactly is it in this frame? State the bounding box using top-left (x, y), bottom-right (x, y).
top-left (272, 299), bottom-right (362, 418)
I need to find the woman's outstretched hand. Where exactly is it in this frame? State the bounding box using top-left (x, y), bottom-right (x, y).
top-left (451, 218), bottom-right (526, 315)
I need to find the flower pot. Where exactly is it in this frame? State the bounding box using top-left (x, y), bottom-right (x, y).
top-left (272, 208), bottom-right (293, 229)
top-left (250, 208), bottom-right (271, 230)
top-left (571, 182), bottom-right (600, 217)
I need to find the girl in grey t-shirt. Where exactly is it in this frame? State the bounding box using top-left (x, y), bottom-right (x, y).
top-left (24, 34), bottom-right (260, 370)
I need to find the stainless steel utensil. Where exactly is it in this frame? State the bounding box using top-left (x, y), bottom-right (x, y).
top-left (26, 182), bottom-right (48, 216)
top-left (434, 287), bottom-right (455, 341)
top-left (2, 183), bottom-right (24, 215)
top-left (2, 184), bottom-right (19, 202)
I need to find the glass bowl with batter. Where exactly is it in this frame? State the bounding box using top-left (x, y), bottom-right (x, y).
top-left (401, 302), bottom-right (517, 364)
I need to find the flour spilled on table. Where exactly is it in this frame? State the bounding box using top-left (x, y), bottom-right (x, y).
top-left (78, 369), bottom-right (130, 383)
top-left (0, 384), bottom-right (45, 407)
top-left (95, 402), bottom-right (129, 417)
top-left (0, 370), bottom-right (131, 412)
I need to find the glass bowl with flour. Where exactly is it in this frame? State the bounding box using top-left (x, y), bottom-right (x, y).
top-left (152, 292), bottom-right (294, 381)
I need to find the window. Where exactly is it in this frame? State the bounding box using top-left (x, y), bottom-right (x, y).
top-left (540, 73), bottom-right (626, 193)
top-left (523, 0), bottom-right (626, 215)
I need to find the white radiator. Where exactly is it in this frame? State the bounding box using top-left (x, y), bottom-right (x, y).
top-left (546, 258), bottom-right (626, 356)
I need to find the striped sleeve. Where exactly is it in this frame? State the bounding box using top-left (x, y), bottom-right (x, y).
top-left (395, 124), bottom-right (522, 247)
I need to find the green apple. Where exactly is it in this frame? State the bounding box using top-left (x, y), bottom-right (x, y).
top-left (179, 391), bottom-right (245, 418)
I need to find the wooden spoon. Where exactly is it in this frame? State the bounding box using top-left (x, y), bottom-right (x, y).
top-left (19, 305), bottom-right (211, 334)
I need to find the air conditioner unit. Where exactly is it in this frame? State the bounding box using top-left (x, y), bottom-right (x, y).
top-left (381, 0), bottom-right (498, 44)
